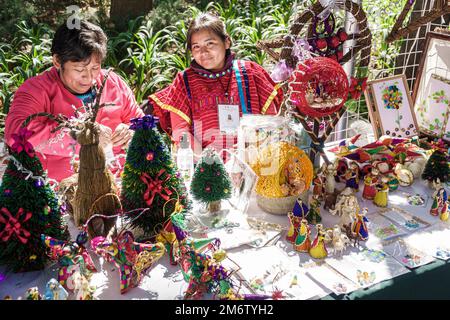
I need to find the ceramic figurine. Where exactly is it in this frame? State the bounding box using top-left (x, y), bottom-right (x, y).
top-left (309, 224), bottom-right (328, 259)
top-left (373, 176), bottom-right (389, 207)
top-left (44, 278), bottom-right (68, 300)
top-left (362, 168), bottom-right (379, 200)
top-left (307, 194), bottom-right (322, 225)
top-left (344, 161), bottom-right (360, 192)
top-left (286, 211), bottom-right (302, 244)
top-left (430, 178), bottom-right (449, 221)
top-left (351, 208), bottom-right (369, 241)
top-left (293, 219), bottom-right (311, 252)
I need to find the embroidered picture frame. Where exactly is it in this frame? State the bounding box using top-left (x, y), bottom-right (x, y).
top-left (364, 74), bottom-right (419, 139)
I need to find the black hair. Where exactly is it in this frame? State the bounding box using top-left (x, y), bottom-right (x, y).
top-left (51, 20), bottom-right (107, 66)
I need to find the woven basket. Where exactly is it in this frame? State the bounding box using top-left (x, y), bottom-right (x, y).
top-left (256, 192), bottom-right (308, 215)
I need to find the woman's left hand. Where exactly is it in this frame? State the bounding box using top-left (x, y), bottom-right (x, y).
top-left (112, 123), bottom-right (133, 147)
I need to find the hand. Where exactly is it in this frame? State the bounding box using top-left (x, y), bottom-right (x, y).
top-left (111, 123), bottom-right (133, 147)
top-left (97, 123), bottom-right (113, 149)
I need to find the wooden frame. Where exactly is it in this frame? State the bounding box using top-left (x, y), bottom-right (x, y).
top-left (412, 31), bottom-right (450, 140)
top-left (364, 74), bottom-right (419, 139)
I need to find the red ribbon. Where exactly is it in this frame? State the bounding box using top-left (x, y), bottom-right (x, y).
top-left (11, 128), bottom-right (35, 157)
top-left (0, 207), bottom-right (32, 244)
top-left (140, 169), bottom-right (173, 208)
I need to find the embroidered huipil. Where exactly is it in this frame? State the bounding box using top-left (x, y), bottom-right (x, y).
top-left (149, 54), bottom-right (283, 155)
top-left (5, 67), bottom-right (144, 181)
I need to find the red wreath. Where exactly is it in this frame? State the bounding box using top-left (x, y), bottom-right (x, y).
top-left (289, 57), bottom-right (349, 118)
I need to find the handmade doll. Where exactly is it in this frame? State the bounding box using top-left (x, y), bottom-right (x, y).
top-left (430, 178), bottom-right (449, 221)
top-left (312, 169), bottom-right (326, 199)
top-left (344, 161), bottom-right (360, 192)
top-left (24, 287), bottom-right (42, 300)
top-left (292, 199), bottom-right (309, 218)
top-left (362, 168), bottom-right (379, 200)
top-left (351, 208), bottom-right (369, 241)
top-left (330, 187), bottom-right (359, 227)
top-left (44, 278), bottom-right (68, 300)
top-left (308, 194), bottom-right (322, 225)
top-left (373, 176), bottom-right (389, 207)
top-left (309, 224), bottom-right (328, 259)
top-left (293, 219), bottom-right (311, 252)
top-left (286, 211), bottom-right (302, 244)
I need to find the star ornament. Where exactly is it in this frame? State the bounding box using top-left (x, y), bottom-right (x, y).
top-left (91, 231), bottom-right (166, 294)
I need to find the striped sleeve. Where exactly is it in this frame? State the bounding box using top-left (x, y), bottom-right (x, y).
top-left (246, 61), bottom-right (284, 115)
top-left (149, 72), bottom-right (192, 135)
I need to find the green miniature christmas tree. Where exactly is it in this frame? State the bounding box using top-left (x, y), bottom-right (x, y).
top-left (121, 115), bottom-right (190, 237)
top-left (190, 148), bottom-right (232, 213)
top-left (0, 128), bottom-right (68, 272)
top-left (422, 149), bottom-right (449, 183)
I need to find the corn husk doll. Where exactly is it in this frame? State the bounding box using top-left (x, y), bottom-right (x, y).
top-left (430, 179), bottom-right (449, 221)
top-left (286, 199), bottom-right (309, 243)
top-left (344, 161), bottom-right (360, 192)
top-left (309, 224), bottom-right (327, 259)
top-left (351, 208), bottom-right (369, 241)
top-left (373, 176), bottom-right (389, 207)
top-left (307, 194), bottom-right (322, 225)
top-left (293, 219), bottom-right (311, 252)
top-left (362, 168), bottom-right (379, 200)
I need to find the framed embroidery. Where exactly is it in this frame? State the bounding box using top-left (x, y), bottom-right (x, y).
top-left (364, 74), bottom-right (419, 139)
top-left (412, 31), bottom-right (450, 141)
top-left (414, 74), bottom-right (450, 140)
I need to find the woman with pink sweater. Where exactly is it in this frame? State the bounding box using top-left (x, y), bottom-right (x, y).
top-left (5, 21), bottom-right (144, 181)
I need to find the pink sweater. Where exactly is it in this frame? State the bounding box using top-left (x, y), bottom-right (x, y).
top-left (5, 67), bottom-right (144, 181)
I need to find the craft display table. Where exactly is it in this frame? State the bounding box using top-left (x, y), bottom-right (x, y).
top-left (1, 176), bottom-right (449, 300)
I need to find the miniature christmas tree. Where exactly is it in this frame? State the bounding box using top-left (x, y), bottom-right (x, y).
top-left (190, 148), bottom-right (232, 213)
top-left (0, 128), bottom-right (68, 272)
top-left (121, 115), bottom-right (190, 237)
top-left (422, 149), bottom-right (449, 183)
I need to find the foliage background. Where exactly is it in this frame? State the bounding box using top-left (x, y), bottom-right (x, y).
top-left (0, 0), bottom-right (409, 121)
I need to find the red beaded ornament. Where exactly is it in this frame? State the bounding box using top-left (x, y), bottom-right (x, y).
top-left (289, 57), bottom-right (349, 118)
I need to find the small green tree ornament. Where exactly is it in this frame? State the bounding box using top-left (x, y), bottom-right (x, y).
top-left (190, 148), bottom-right (232, 213)
top-left (422, 149), bottom-right (449, 184)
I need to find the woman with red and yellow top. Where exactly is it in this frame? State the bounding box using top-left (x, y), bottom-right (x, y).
top-left (149, 12), bottom-right (283, 157)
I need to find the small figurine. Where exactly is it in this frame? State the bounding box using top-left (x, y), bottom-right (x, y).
top-left (330, 187), bottom-right (360, 228)
top-left (293, 219), bottom-right (311, 252)
top-left (73, 272), bottom-right (96, 300)
top-left (430, 178), bottom-right (449, 221)
top-left (351, 208), bottom-right (369, 242)
top-left (362, 168), bottom-right (379, 200)
top-left (24, 287), bottom-right (42, 300)
top-left (44, 278), bottom-right (68, 300)
top-left (323, 160), bottom-right (339, 211)
top-left (329, 225), bottom-right (350, 256)
top-left (373, 176), bottom-right (389, 207)
top-left (292, 198), bottom-right (309, 218)
top-left (307, 194), bottom-right (322, 225)
top-left (309, 224), bottom-right (328, 259)
top-left (286, 211), bottom-right (302, 244)
top-left (312, 169), bottom-right (326, 200)
top-left (344, 161), bottom-right (360, 192)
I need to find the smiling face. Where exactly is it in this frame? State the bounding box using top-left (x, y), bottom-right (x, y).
top-left (190, 29), bottom-right (230, 72)
top-left (53, 54), bottom-right (101, 94)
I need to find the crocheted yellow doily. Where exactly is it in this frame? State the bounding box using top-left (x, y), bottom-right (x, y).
top-left (251, 141), bottom-right (313, 198)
